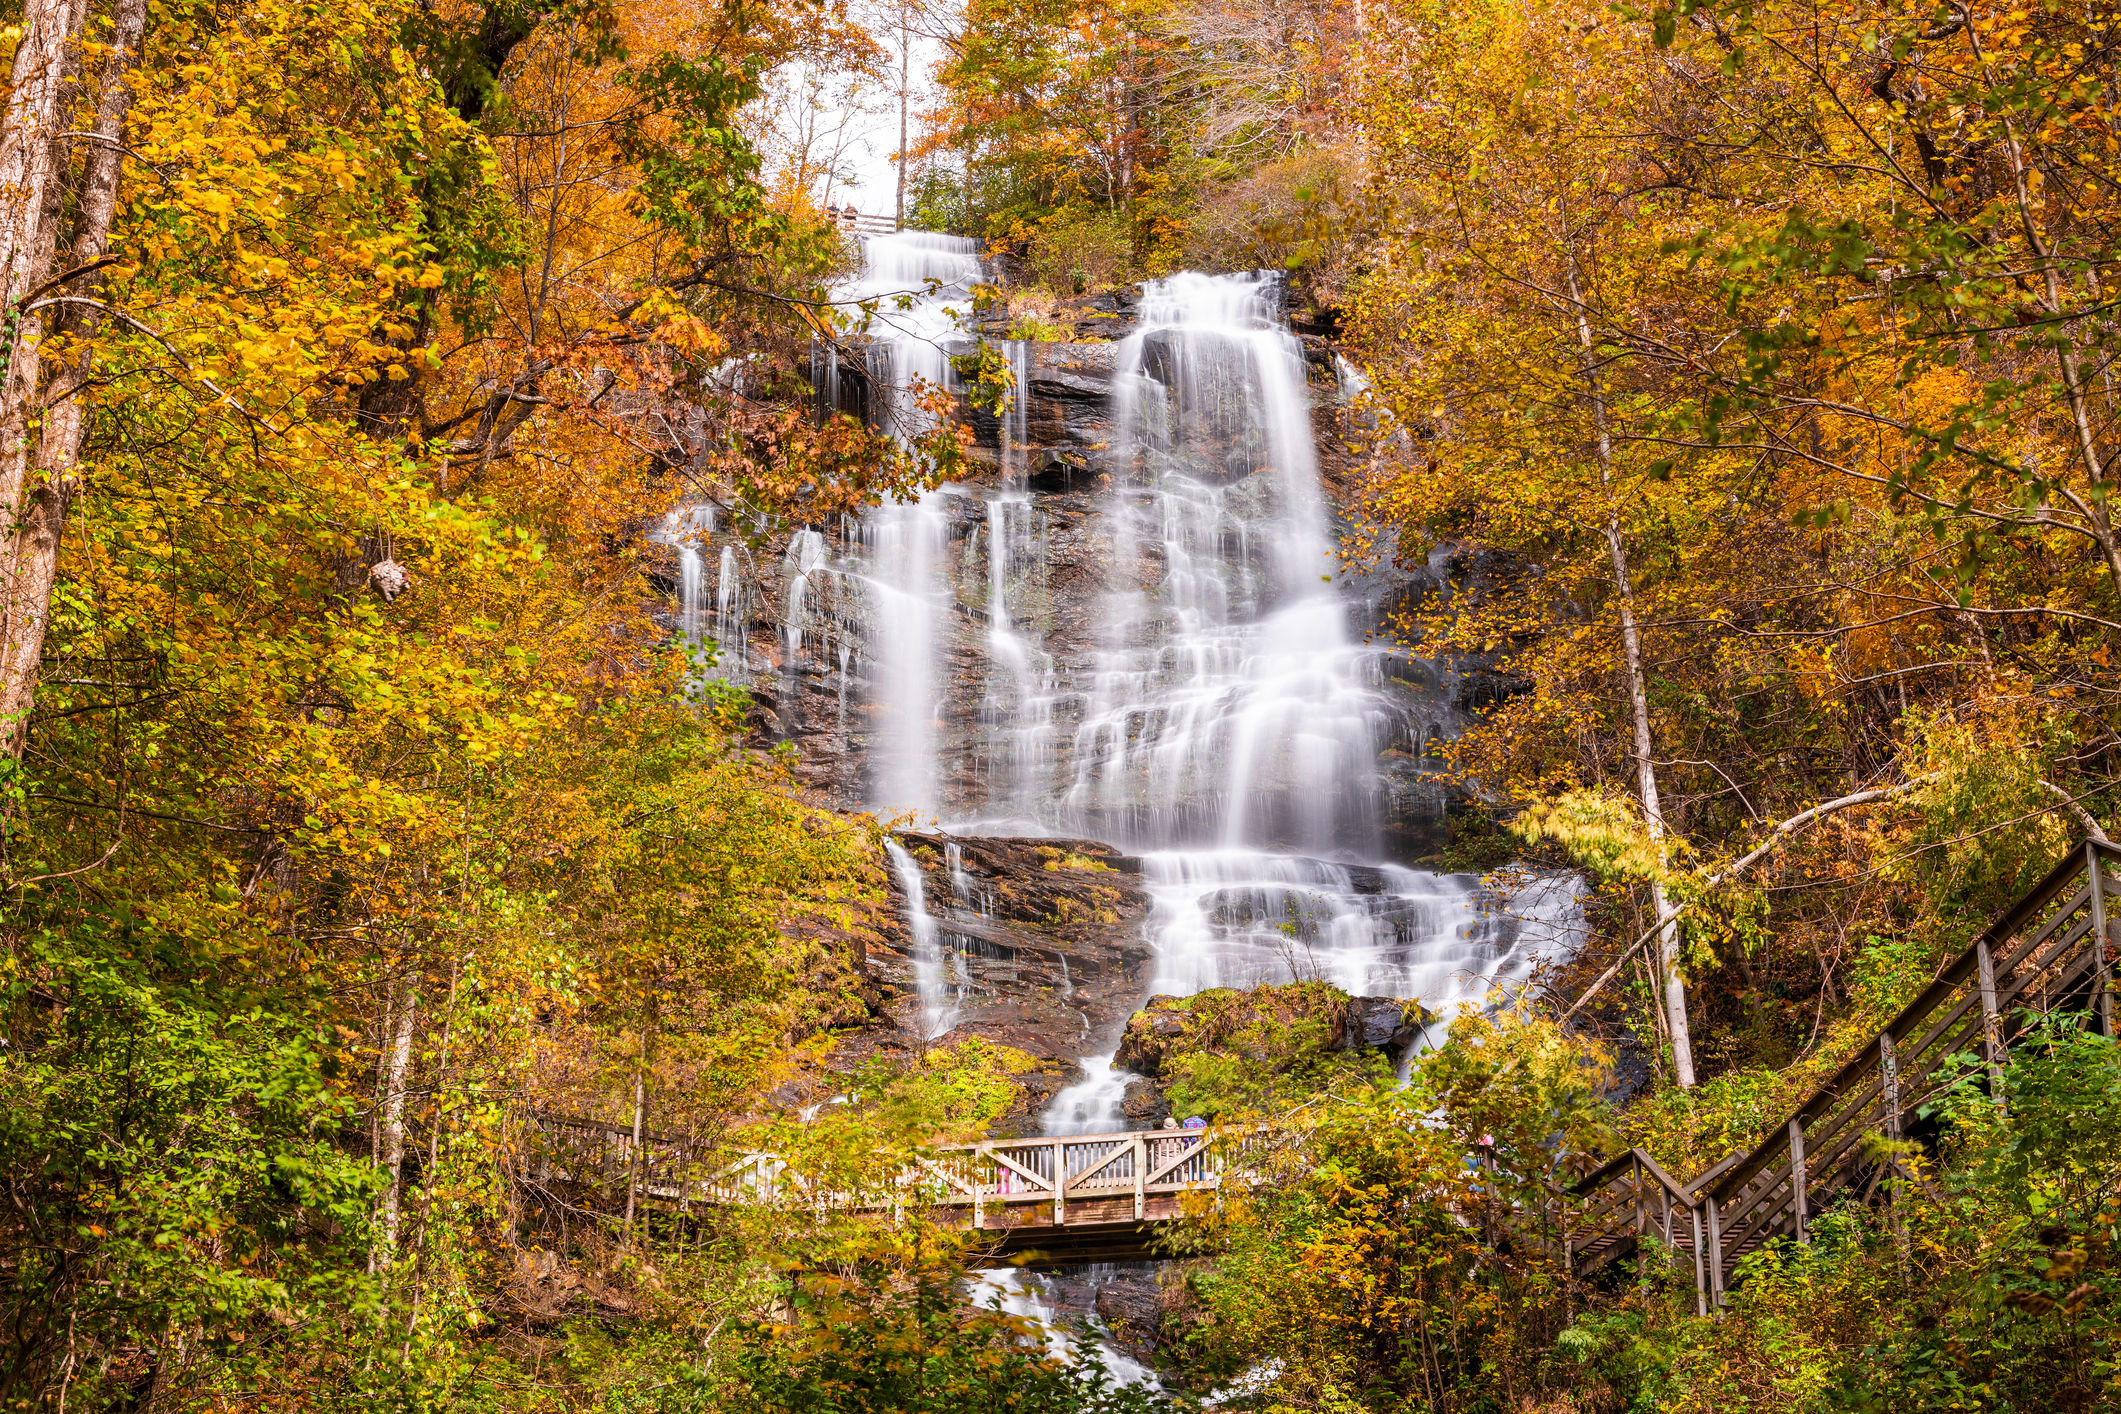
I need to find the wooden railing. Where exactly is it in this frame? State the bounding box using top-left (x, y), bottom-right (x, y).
top-left (917, 1129), bottom-right (1235, 1229)
top-left (1572, 838), bottom-right (2121, 1305)
top-left (524, 1117), bottom-right (1240, 1233)
top-left (828, 214), bottom-right (902, 237)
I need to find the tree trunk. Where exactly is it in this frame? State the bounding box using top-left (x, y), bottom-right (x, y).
top-left (895, 6), bottom-right (909, 230)
top-left (0, 0), bottom-right (148, 761)
top-left (373, 982), bottom-right (419, 1275)
top-left (0, 0), bottom-right (93, 760)
top-left (1566, 254), bottom-right (1696, 1087)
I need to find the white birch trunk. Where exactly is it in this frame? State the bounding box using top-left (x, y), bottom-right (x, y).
top-left (0, 0), bottom-right (88, 753)
top-left (372, 983), bottom-right (418, 1274)
top-left (1567, 255), bottom-right (1697, 1087)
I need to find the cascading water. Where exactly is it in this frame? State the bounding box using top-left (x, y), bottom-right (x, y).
top-left (831, 247), bottom-right (1579, 1392)
top-left (844, 231), bottom-right (985, 821)
top-left (971, 1271), bottom-right (1156, 1388)
top-left (656, 502), bottom-right (716, 650)
top-left (883, 838), bottom-right (957, 1041)
top-left (1047, 272), bottom-right (1574, 1092)
top-left (840, 253), bottom-right (1579, 1083)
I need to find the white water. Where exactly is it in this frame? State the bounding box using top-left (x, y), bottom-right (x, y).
top-left (846, 231), bottom-right (984, 822)
top-left (832, 251), bottom-right (1580, 1072)
top-left (1063, 272), bottom-right (1372, 853)
top-left (883, 838), bottom-right (957, 1041)
top-left (971, 1270), bottom-right (1158, 1390)
top-left (656, 502), bottom-right (716, 652)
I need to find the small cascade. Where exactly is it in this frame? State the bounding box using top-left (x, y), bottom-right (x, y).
top-left (883, 838), bottom-right (957, 1041)
top-left (783, 528), bottom-right (826, 664)
top-left (840, 231), bottom-right (987, 819)
top-left (676, 546), bottom-right (703, 644)
top-left (1043, 1052), bottom-right (1138, 1136)
top-left (970, 1271), bottom-right (1157, 1389)
top-left (714, 545), bottom-right (743, 672)
top-left (1136, 851), bottom-right (1579, 1011)
top-left (835, 641), bottom-right (852, 733)
top-left (656, 503), bottom-right (716, 649)
top-left (860, 499), bottom-right (950, 816)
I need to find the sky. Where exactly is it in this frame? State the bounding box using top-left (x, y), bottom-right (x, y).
top-left (829, 29), bottom-right (945, 221)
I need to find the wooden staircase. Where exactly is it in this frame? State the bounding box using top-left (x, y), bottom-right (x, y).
top-left (1568, 838), bottom-right (2121, 1307)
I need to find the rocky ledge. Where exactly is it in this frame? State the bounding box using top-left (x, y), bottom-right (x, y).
top-left (1110, 983), bottom-right (1434, 1126)
top-left (833, 832), bottom-right (1156, 1126)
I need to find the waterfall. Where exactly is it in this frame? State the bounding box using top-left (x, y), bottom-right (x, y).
top-left (970, 1271), bottom-right (1157, 1389)
top-left (839, 250), bottom-right (1577, 1101)
top-left (1047, 271), bottom-right (1573, 1014)
top-left (677, 546), bottom-right (703, 644)
top-left (713, 545), bottom-right (744, 674)
top-left (1043, 1051), bottom-right (1136, 1136)
top-left (883, 838), bottom-right (957, 1041)
top-left (783, 528), bottom-right (826, 664)
top-left (842, 231), bottom-right (985, 819)
top-left (658, 503), bottom-right (715, 648)
top-left (1064, 272), bottom-right (1365, 851)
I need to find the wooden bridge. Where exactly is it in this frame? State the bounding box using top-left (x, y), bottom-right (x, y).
top-left (528, 840), bottom-right (2120, 1293)
top-left (526, 1118), bottom-right (1245, 1265)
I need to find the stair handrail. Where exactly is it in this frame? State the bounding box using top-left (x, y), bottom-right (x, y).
top-left (1565, 837), bottom-right (2121, 1304)
top-left (1700, 839), bottom-right (2117, 1213)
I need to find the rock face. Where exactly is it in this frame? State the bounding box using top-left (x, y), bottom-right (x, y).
top-left (832, 832), bottom-right (1156, 1126)
top-left (1114, 985), bottom-right (1429, 1075)
top-left (656, 335), bottom-right (1481, 861)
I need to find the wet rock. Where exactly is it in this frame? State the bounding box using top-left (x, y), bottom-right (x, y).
top-left (1113, 997), bottom-right (1195, 1077)
top-left (1113, 985), bottom-right (1434, 1114)
top-left (1094, 1275), bottom-right (1164, 1356)
top-left (1029, 369), bottom-right (1110, 403)
top-left (1343, 864), bottom-right (1388, 895)
top-left (1121, 1078), bottom-right (1170, 1126)
top-left (836, 832), bottom-right (1155, 1124)
top-left (1340, 995), bottom-right (1432, 1058)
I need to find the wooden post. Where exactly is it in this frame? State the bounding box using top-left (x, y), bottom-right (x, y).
top-left (1977, 940), bottom-right (2007, 1102)
top-left (1634, 1157), bottom-right (1652, 1290)
top-left (1788, 1119), bottom-right (1809, 1245)
top-left (1689, 1201), bottom-right (1708, 1318)
top-left (2091, 844), bottom-right (2115, 1038)
top-left (1705, 1195), bottom-right (1726, 1308)
top-left (1132, 1135), bottom-right (1146, 1220)
top-left (973, 1143), bottom-right (985, 1230)
top-left (1879, 1027), bottom-right (1911, 1285)
top-left (1879, 1032), bottom-right (1902, 1139)
top-left (1053, 1141), bottom-right (1066, 1226)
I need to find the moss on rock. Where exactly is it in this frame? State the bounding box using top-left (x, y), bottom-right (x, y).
top-left (1113, 984), bottom-right (1432, 1122)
